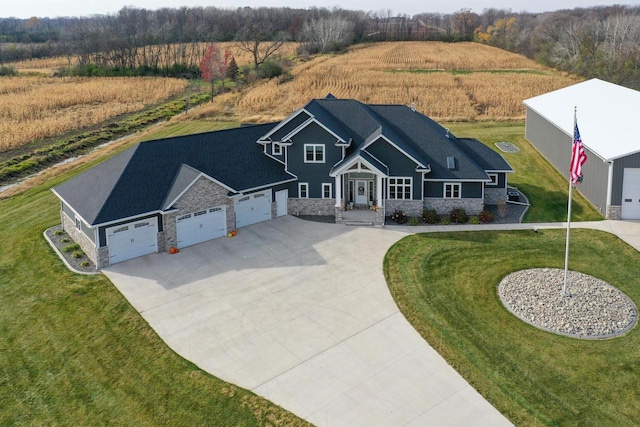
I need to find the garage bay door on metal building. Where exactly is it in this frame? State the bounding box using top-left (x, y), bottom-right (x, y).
top-left (622, 168), bottom-right (640, 220)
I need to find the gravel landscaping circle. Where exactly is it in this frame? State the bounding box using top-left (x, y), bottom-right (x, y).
top-left (498, 268), bottom-right (637, 339)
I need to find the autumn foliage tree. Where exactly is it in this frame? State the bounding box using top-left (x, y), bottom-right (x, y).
top-left (199, 44), bottom-right (231, 99)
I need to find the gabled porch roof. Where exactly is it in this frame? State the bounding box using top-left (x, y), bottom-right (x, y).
top-left (330, 150), bottom-right (389, 177)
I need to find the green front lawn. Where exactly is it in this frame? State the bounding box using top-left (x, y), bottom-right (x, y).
top-left (0, 124), bottom-right (309, 425)
top-left (384, 229), bottom-right (640, 425)
top-left (445, 121), bottom-right (602, 222)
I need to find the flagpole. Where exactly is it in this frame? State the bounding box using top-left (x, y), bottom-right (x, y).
top-left (563, 106), bottom-right (577, 295)
top-left (563, 179), bottom-right (572, 295)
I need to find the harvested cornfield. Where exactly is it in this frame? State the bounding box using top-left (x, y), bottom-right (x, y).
top-left (210, 41), bottom-right (580, 122)
top-left (8, 42), bottom-right (300, 73)
top-left (0, 76), bottom-right (188, 151)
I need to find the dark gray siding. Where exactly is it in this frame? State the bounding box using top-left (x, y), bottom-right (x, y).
top-left (424, 181), bottom-right (483, 198)
top-left (462, 182), bottom-right (483, 198)
top-left (366, 139), bottom-right (421, 199)
top-left (525, 107), bottom-right (609, 215)
top-left (424, 181), bottom-right (443, 197)
top-left (486, 172), bottom-right (506, 188)
top-left (269, 143), bottom-right (285, 159)
top-left (612, 153), bottom-right (640, 205)
top-left (287, 122), bottom-right (342, 198)
top-left (270, 111), bottom-right (311, 141)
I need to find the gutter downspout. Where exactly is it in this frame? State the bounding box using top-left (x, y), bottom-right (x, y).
top-left (606, 160), bottom-right (614, 219)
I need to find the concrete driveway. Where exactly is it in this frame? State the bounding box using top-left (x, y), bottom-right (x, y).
top-left (103, 216), bottom-right (512, 426)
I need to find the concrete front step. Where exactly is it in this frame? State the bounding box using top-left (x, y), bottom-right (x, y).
top-left (343, 221), bottom-right (374, 226)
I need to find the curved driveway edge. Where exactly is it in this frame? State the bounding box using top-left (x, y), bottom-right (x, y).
top-left (104, 217), bottom-right (640, 426)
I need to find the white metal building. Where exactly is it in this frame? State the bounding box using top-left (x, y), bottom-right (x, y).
top-left (524, 78), bottom-right (640, 220)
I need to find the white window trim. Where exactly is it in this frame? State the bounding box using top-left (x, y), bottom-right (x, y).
top-left (488, 173), bottom-right (498, 185)
top-left (304, 144), bottom-right (325, 163)
top-left (273, 143), bottom-right (282, 155)
top-left (298, 182), bottom-right (309, 198)
top-left (322, 183), bottom-right (332, 199)
top-left (388, 177), bottom-right (413, 200)
top-left (444, 183), bottom-right (462, 199)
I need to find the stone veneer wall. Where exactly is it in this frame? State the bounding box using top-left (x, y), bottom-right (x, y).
top-left (424, 198), bottom-right (484, 215)
top-left (97, 247), bottom-right (109, 269)
top-left (164, 177), bottom-right (235, 249)
top-left (484, 187), bottom-right (507, 205)
top-left (607, 205), bottom-right (621, 220)
top-left (385, 200), bottom-right (423, 217)
top-left (62, 211), bottom-right (99, 268)
top-left (288, 198), bottom-right (335, 216)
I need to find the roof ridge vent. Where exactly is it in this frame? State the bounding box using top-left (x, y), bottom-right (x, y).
top-left (410, 102), bottom-right (416, 112)
top-left (445, 128), bottom-right (450, 138)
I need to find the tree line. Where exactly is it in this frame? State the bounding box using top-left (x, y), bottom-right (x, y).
top-left (1, 5), bottom-right (639, 89)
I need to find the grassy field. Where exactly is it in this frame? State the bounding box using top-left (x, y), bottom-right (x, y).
top-left (445, 121), bottom-right (602, 222)
top-left (196, 42), bottom-right (581, 123)
top-left (384, 229), bottom-right (640, 425)
top-left (0, 121), bottom-right (313, 425)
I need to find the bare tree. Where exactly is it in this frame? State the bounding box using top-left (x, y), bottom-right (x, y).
top-left (300, 12), bottom-right (354, 53)
top-left (236, 8), bottom-right (288, 69)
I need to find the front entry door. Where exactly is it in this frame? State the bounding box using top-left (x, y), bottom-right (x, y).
top-left (355, 180), bottom-right (367, 205)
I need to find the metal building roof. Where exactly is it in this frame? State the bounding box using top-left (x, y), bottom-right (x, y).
top-left (523, 79), bottom-right (640, 161)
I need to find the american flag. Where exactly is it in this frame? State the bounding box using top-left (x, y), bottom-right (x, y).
top-left (570, 122), bottom-right (587, 184)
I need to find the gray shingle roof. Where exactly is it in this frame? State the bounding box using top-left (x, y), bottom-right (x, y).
top-left (302, 99), bottom-right (495, 181)
top-left (456, 138), bottom-right (514, 172)
top-left (53, 124), bottom-right (295, 226)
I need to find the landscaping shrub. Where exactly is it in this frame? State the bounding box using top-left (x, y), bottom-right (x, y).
top-left (72, 250), bottom-right (84, 259)
top-left (449, 208), bottom-right (468, 224)
top-left (409, 217), bottom-right (420, 226)
top-left (54, 229), bottom-right (64, 236)
top-left (468, 216), bottom-right (480, 224)
top-left (62, 243), bottom-right (80, 253)
top-left (80, 260), bottom-right (90, 267)
top-left (438, 216), bottom-right (451, 225)
top-left (423, 209), bottom-right (438, 224)
top-left (257, 60), bottom-right (284, 79)
top-left (479, 210), bottom-right (494, 223)
top-left (391, 209), bottom-right (408, 224)
top-left (61, 237), bottom-right (70, 243)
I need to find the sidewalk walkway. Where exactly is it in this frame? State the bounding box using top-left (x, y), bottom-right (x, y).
top-left (387, 219), bottom-right (640, 252)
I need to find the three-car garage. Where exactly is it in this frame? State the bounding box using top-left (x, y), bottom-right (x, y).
top-left (104, 190), bottom-right (278, 265)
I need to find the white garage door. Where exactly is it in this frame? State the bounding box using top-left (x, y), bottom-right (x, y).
top-left (235, 190), bottom-right (272, 228)
top-left (176, 206), bottom-right (227, 249)
top-left (622, 168), bottom-right (640, 219)
top-left (107, 217), bottom-right (158, 265)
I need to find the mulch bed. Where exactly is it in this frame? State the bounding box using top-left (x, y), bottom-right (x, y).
top-left (45, 225), bottom-right (98, 274)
